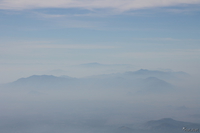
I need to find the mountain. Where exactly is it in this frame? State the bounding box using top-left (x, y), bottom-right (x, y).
top-left (112, 118), bottom-right (200, 133)
top-left (7, 75), bottom-right (76, 90)
top-left (143, 118), bottom-right (200, 133)
top-left (3, 69), bottom-right (177, 94)
top-left (125, 69), bottom-right (189, 80)
top-left (114, 126), bottom-right (134, 133)
top-left (138, 77), bottom-right (174, 93)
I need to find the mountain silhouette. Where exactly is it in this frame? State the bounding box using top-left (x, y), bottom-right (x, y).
top-left (137, 77), bottom-right (174, 94)
top-left (7, 75), bottom-right (76, 89)
top-left (143, 118), bottom-right (200, 133)
top-left (125, 69), bottom-right (189, 80)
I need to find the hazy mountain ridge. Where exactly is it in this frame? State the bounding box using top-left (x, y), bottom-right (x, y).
top-left (3, 69), bottom-right (178, 94)
top-left (141, 118), bottom-right (200, 133)
top-left (1, 69), bottom-right (198, 133)
top-left (6, 75), bottom-right (78, 90)
top-left (124, 69), bottom-right (189, 80)
top-left (138, 77), bottom-right (174, 93)
top-left (1, 116), bottom-right (199, 133)
top-left (114, 118), bottom-right (200, 133)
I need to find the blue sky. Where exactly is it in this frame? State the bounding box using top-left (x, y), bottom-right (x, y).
top-left (0, 0), bottom-right (200, 83)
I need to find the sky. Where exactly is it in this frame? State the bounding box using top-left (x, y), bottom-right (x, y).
top-left (0, 0), bottom-right (200, 83)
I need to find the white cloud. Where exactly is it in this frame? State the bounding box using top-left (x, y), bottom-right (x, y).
top-left (0, 0), bottom-right (200, 11)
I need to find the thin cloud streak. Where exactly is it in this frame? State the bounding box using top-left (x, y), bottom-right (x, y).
top-left (114, 49), bottom-right (200, 59)
top-left (0, 44), bottom-right (117, 55)
top-left (0, 0), bottom-right (200, 12)
top-left (29, 44), bottom-right (117, 49)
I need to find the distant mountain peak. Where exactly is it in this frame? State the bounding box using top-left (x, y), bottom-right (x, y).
top-left (125, 69), bottom-right (165, 75)
top-left (158, 118), bottom-right (176, 122)
top-left (145, 118), bottom-right (200, 129)
top-left (134, 69), bottom-right (166, 74)
top-left (4, 74), bottom-right (78, 90)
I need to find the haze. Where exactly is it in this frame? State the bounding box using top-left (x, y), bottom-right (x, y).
top-left (0, 0), bottom-right (200, 133)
